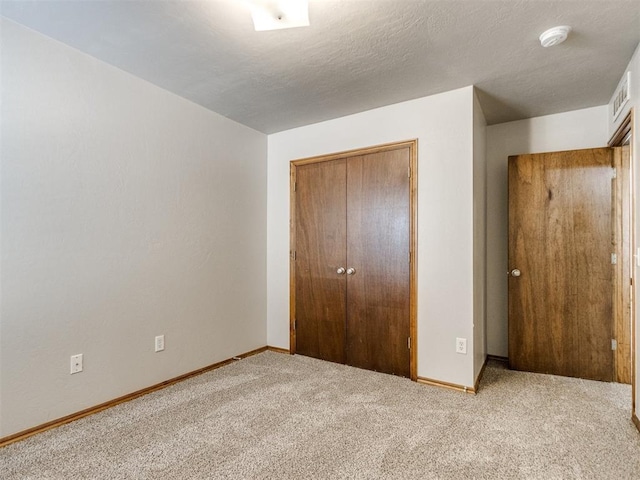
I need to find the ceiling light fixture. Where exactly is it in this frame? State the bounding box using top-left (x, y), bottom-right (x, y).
top-left (539, 26), bottom-right (572, 48)
top-left (249, 0), bottom-right (309, 31)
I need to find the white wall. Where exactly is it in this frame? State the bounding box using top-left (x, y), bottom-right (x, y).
top-left (608, 42), bottom-right (640, 423)
top-left (267, 86), bottom-right (478, 387)
top-left (473, 91), bottom-right (487, 382)
top-left (0, 20), bottom-right (267, 437)
top-left (486, 106), bottom-right (609, 358)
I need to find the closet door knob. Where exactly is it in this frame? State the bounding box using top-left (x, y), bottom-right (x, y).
top-left (346, 267), bottom-right (356, 275)
top-left (336, 267), bottom-right (346, 275)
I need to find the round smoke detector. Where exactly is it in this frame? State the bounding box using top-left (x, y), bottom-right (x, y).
top-left (539, 26), bottom-right (572, 48)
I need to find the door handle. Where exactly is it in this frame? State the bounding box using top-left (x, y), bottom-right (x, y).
top-left (510, 269), bottom-right (521, 277)
top-left (336, 267), bottom-right (346, 275)
top-left (346, 267), bottom-right (356, 275)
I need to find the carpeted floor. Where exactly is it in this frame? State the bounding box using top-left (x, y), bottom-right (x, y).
top-left (1, 352), bottom-right (639, 479)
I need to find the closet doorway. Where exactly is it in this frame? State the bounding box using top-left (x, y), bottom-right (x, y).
top-left (290, 140), bottom-right (417, 379)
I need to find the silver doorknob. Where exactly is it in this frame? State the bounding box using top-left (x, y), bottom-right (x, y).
top-left (336, 267), bottom-right (346, 275)
top-left (346, 267), bottom-right (356, 275)
top-left (510, 269), bottom-right (521, 277)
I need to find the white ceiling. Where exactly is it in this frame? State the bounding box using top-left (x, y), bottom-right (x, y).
top-left (2, 0), bottom-right (639, 134)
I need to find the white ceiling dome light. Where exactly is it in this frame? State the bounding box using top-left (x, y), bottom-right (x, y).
top-left (539, 26), bottom-right (572, 48)
top-left (249, 0), bottom-right (310, 31)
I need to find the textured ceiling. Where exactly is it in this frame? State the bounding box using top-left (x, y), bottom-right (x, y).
top-left (2, 0), bottom-right (639, 133)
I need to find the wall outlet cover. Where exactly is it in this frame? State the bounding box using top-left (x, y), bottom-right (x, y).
top-left (155, 335), bottom-right (165, 352)
top-left (456, 338), bottom-right (467, 354)
top-left (70, 353), bottom-right (83, 374)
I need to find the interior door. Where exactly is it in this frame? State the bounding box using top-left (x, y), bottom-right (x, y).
top-left (295, 159), bottom-right (347, 364)
top-left (292, 143), bottom-right (414, 378)
top-left (346, 149), bottom-right (411, 377)
top-left (508, 148), bottom-right (614, 381)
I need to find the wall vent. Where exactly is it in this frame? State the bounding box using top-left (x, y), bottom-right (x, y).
top-left (612, 71), bottom-right (631, 121)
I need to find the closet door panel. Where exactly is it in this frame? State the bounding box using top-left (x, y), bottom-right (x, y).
top-left (346, 149), bottom-right (411, 377)
top-left (295, 160), bottom-right (347, 364)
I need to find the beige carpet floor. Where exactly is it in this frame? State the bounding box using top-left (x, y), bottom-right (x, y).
top-left (1, 351), bottom-right (639, 479)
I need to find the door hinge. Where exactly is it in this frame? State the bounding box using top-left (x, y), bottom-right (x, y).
top-left (612, 168), bottom-right (617, 179)
top-left (611, 339), bottom-right (617, 351)
top-left (408, 337), bottom-right (411, 350)
top-left (409, 252), bottom-right (411, 264)
top-left (408, 167), bottom-right (411, 178)
top-left (293, 181), bottom-right (297, 192)
top-left (611, 253), bottom-right (617, 265)
top-left (291, 250), bottom-right (296, 260)
top-left (293, 319), bottom-right (296, 331)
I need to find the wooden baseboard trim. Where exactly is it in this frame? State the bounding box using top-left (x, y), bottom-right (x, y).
top-left (417, 376), bottom-right (476, 395)
top-left (266, 346), bottom-right (291, 354)
top-left (0, 346), bottom-right (270, 448)
top-left (487, 354), bottom-right (509, 363)
top-left (633, 413), bottom-right (640, 432)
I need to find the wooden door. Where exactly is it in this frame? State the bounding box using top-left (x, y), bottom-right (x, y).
top-left (508, 148), bottom-right (614, 381)
top-left (346, 149), bottom-right (411, 377)
top-left (294, 159), bottom-right (347, 364)
top-left (291, 141), bottom-right (416, 379)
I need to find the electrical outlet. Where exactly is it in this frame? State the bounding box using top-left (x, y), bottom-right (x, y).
top-left (70, 354), bottom-right (83, 374)
top-left (155, 335), bottom-right (165, 352)
top-left (456, 338), bottom-right (467, 354)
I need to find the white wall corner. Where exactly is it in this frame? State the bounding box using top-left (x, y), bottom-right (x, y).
top-left (472, 88), bottom-right (488, 384)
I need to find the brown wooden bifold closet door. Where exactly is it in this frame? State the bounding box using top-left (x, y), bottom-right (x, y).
top-left (346, 150), bottom-right (410, 377)
top-left (295, 159), bottom-right (347, 364)
top-left (293, 145), bottom-right (412, 378)
top-left (508, 148), bottom-right (614, 381)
